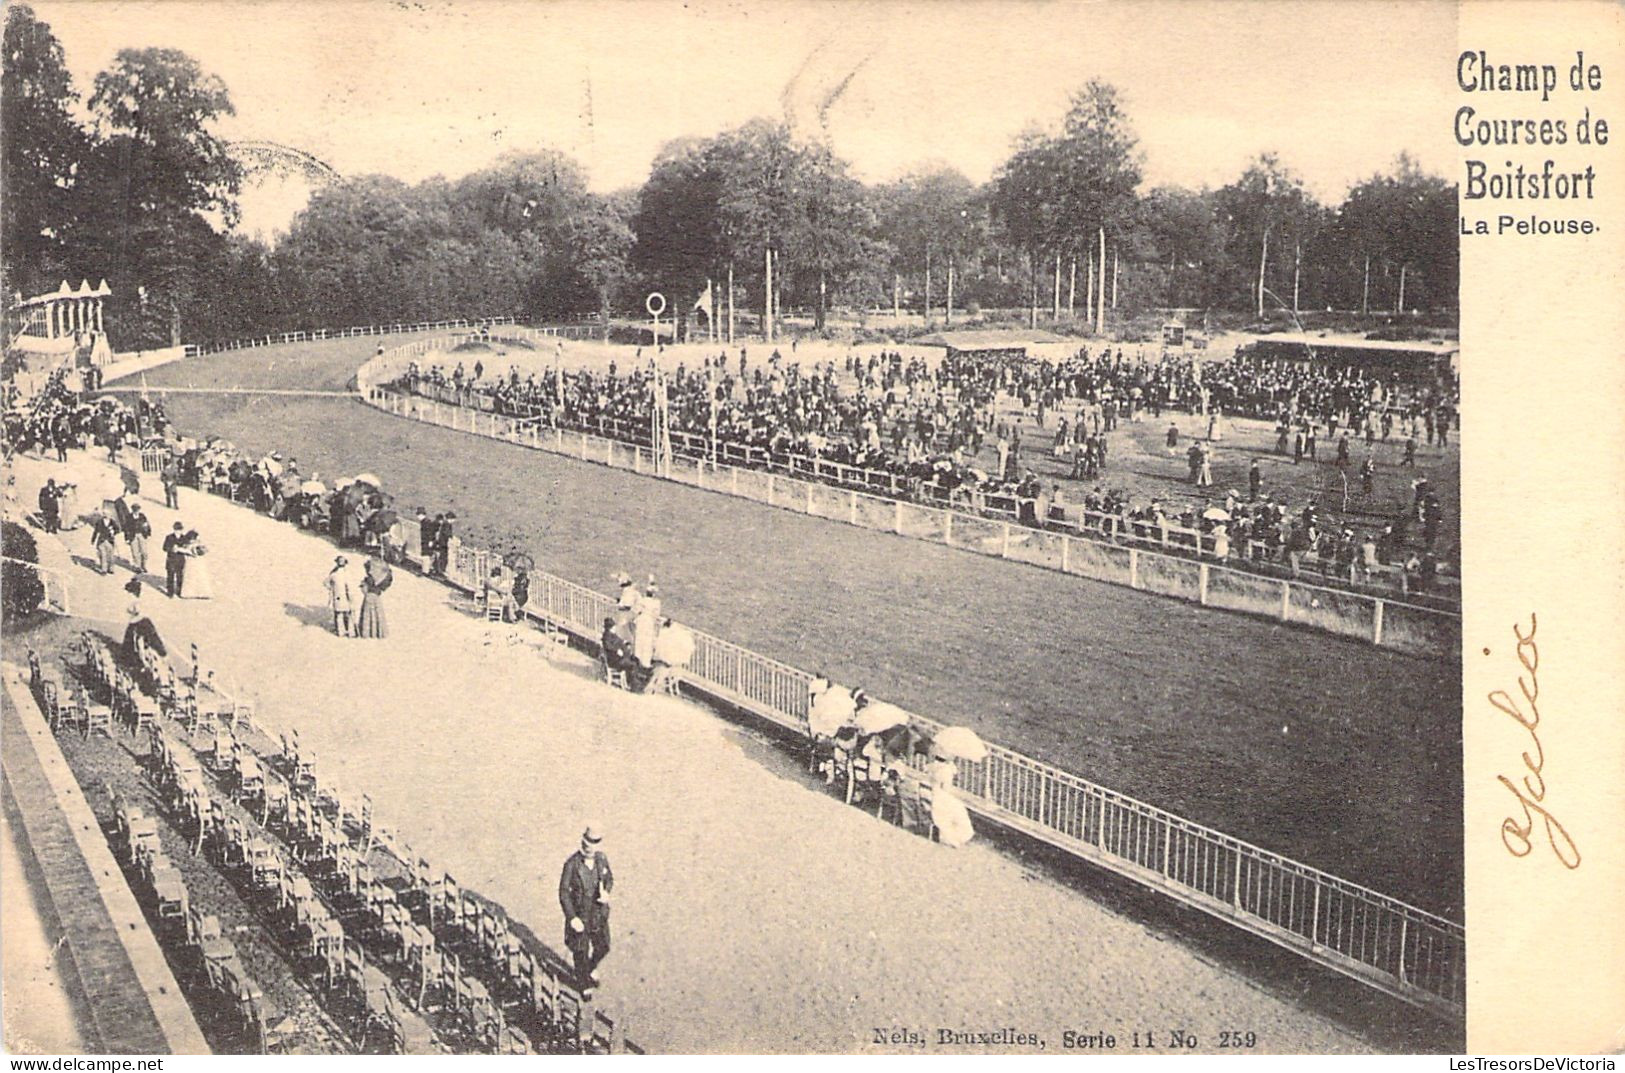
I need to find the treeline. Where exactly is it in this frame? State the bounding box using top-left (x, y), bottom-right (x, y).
top-left (3, 4), bottom-right (1456, 352)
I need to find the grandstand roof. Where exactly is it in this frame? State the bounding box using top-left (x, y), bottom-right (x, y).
top-left (1248, 333), bottom-right (1458, 355)
top-left (914, 329), bottom-right (1068, 350)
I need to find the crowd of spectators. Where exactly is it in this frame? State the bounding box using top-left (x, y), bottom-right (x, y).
top-left (387, 340), bottom-right (1456, 601)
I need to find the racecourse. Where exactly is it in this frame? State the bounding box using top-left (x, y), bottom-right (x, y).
top-left (130, 336), bottom-right (1464, 919)
top-left (8, 448), bottom-right (1387, 1054)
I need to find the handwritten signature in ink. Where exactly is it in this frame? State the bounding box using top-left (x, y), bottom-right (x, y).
top-left (1490, 613), bottom-right (1580, 869)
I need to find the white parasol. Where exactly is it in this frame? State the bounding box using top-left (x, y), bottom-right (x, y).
top-left (333, 477), bottom-right (354, 490)
top-left (300, 480), bottom-right (327, 495)
top-left (854, 700), bottom-right (908, 735)
top-left (808, 685), bottom-right (856, 737)
top-left (354, 473), bottom-right (382, 489)
top-left (1202, 507), bottom-right (1231, 522)
top-left (932, 725), bottom-right (989, 762)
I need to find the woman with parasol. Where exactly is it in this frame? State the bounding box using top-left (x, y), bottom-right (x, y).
top-left (928, 727), bottom-right (986, 848)
top-left (357, 556), bottom-right (392, 639)
top-left (177, 528), bottom-right (213, 600)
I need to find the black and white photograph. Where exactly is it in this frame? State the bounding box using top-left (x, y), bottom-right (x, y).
top-left (2, 0), bottom-right (1620, 1059)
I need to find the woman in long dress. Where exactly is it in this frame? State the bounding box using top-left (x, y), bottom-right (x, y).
top-left (179, 535), bottom-right (214, 599)
top-left (929, 756), bottom-right (975, 848)
top-left (357, 557), bottom-right (391, 638)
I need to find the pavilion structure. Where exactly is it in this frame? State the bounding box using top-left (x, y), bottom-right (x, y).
top-left (14, 279), bottom-right (112, 342)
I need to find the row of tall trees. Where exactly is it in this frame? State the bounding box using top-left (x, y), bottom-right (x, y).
top-left (3, 3), bottom-right (1457, 352)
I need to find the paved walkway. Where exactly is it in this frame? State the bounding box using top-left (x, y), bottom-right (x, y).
top-left (6, 449), bottom-right (1370, 1054)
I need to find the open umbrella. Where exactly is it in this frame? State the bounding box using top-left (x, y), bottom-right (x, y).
top-left (932, 725), bottom-right (989, 762)
top-left (333, 477), bottom-right (354, 490)
top-left (1202, 507), bottom-right (1231, 522)
top-left (354, 473), bottom-right (382, 489)
top-left (855, 700), bottom-right (907, 736)
top-left (504, 551), bottom-right (535, 572)
top-left (300, 479), bottom-right (327, 496)
top-left (807, 685), bottom-right (856, 737)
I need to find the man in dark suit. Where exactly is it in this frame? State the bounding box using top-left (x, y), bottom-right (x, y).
top-left (558, 824), bottom-right (614, 996)
top-left (125, 502), bottom-right (152, 574)
top-left (162, 522), bottom-right (188, 597)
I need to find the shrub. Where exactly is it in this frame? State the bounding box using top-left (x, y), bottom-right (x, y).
top-left (2, 520), bottom-right (46, 621)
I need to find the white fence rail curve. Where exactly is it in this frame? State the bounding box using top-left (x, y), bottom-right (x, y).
top-left (344, 338), bottom-right (1464, 1019)
top-left (181, 316), bottom-right (518, 359)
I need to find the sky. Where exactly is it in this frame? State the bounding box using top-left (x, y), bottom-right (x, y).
top-left (29, 0), bottom-right (1459, 237)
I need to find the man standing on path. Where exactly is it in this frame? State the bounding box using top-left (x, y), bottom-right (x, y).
top-left (160, 454), bottom-right (181, 509)
top-left (325, 555), bottom-right (356, 637)
top-left (125, 502), bottom-right (151, 574)
top-left (163, 521), bottom-right (188, 597)
top-left (91, 511), bottom-right (118, 574)
top-left (559, 824), bottom-right (614, 996)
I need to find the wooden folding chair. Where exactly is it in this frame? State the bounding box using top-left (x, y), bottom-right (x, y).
top-left (54, 690), bottom-right (87, 738)
top-left (129, 693), bottom-right (160, 739)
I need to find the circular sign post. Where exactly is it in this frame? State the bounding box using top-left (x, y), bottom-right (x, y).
top-left (646, 292), bottom-right (666, 347)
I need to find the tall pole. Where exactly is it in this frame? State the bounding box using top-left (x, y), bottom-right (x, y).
top-left (1361, 254), bottom-right (1371, 315)
top-left (1112, 248), bottom-right (1120, 309)
top-left (1085, 252), bottom-right (1094, 327)
top-left (1292, 245), bottom-right (1301, 315)
top-left (1096, 227), bottom-right (1106, 335)
top-left (924, 249), bottom-right (932, 323)
top-left (946, 257), bottom-right (955, 325)
top-left (728, 263), bottom-right (735, 344)
top-left (893, 273), bottom-right (901, 322)
top-left (1068, 257), bottom-right (1077, 316)
top-left (764, 245), bottom-right (774, 342)
top-left (1052, 252), bottom-right (1061, 320)
top-left (1256, 225), bottom-right (1269, 319)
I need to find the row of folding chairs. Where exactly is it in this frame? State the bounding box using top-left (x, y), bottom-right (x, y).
top-left (183, 903), bottom-right (272, 1051)
top-left (29, 650), bottom-right (113, 740)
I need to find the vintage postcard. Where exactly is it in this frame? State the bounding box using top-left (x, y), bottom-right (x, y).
top-left (1, 0), bottom-right (1620, 1060)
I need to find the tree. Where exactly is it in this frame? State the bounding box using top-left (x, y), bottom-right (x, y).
top-left (574, 193), bottom-right (635, 326)
top-left (1214, 152), bottom-right (1315, 318)
top-left (873, 166), bottom-right (980, 317)
top-left (79, 47), bottom-right (241, 346)
top-left (1, 4), bottom-right (88, 295)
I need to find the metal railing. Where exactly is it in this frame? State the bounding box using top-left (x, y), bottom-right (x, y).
top-left (428, 513), bottom-right (1465, 1020)
top-left (182, 317), bottom-right (517, 359)
top-left (357, 356), bottom-right (1457, 658)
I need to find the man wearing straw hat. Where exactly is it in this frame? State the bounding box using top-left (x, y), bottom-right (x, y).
top-left (559, 823), bottom-right (615, 995)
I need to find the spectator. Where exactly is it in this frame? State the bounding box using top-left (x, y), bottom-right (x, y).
top-left (325, 555), bottom-right (356, 637)
top-left (558, 825), bottom-right (614, 996)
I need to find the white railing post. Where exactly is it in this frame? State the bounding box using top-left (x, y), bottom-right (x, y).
top-left (848, 490), bottom-right (858, 525)
top-left (1280, 580), bottom-right (1291, 620)
top-left (943, 512), bottom-right (953, 546)
top-left (1129, 548), bottom-right (1140, 588)
top-left (1000, 522), bottom-right (1011, 558)
top-left (767, 473), bottom-right (776, 503)
top-left (894, 500), bottom-right (904, 535)
top-left (1061, 535), bottom-right (1070, 573)
top-left (1198, 562), bottom-right (1210, 605)
top-left (1373, 599), bottom-right (1385, 645)
top-left (805, 482), bottom-right (814, 514)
